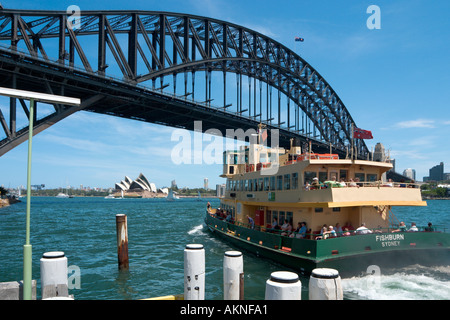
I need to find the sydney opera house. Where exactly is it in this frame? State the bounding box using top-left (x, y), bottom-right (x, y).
top-left (115, 173), bottom-right (157, 193)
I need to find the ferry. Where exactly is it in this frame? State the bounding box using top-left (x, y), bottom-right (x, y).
top-left (205, 130), bottom-right (450, 276)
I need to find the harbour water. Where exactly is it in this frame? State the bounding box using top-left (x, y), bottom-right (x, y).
top-left (0, 197), bottom-right (449, 300)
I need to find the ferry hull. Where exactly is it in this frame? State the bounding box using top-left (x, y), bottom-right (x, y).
top-left (205, 213), bottom-right (450, 277)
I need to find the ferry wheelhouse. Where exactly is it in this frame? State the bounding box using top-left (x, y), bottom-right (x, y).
top-left (205, 135), bottom-right (450, 276)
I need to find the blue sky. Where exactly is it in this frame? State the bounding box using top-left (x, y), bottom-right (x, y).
top-left (0, 0), bottom-right (449, 189)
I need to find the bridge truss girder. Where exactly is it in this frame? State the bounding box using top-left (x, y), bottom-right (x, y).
top-left (0, 9), bottom-right (369, 158)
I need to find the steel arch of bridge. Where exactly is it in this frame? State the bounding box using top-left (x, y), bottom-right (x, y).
top-left (0, 9), bottom-right (369, 158)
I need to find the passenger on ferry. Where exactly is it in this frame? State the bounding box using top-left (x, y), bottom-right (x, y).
top-left (425, 222), bottom-right (434, 232)
top-left (343, 222), bottom-right (354, 231)
top-left (409, 222), bottom-right (419, 232)
top-left (247, 215), bottom-right (255, 229)
top-left (281, 219), bottom-right (293, 236)
top-left (391, 221), bottom-right (407, 233)
top-left (384, 179), bottom-right (394, 187)
top-left (348, 179), bottom-right (358, 188)
top-left (328, 226), bottom-right (337, 237)
top-left (335, 223), bottom-right (343, 235)
top-left (298, 222), bottom-right (307, 239)
top-left (356, 223), bottom-right (372, 235)
top-left (315, 226), bottom-right (328, 240)
top-left (304, 182), bottom-right (311, 190)
top-left (311, 177), bottom-right (321, 189)
top-left (342, 228), bottom-right (351, 236)
top-left (271, 217), bottom-right (278, 229)
top-left (339, 178), bottom-right (347, 187)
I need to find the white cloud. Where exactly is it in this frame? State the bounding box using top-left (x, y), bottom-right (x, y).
top-left (396, 119), bottom-right (435, 128)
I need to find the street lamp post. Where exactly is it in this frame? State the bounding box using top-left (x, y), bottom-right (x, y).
top-left (0, 87), bottom-right (80, 300)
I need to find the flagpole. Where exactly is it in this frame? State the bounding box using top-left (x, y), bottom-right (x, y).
top-left (351, 123), bottom-right (354, 160)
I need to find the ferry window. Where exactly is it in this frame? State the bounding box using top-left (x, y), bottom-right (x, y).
top-left (279, 211), bottom-right (285, 224)
top-left (264, 177), bottom-right (270, 191)
top-left (239, 180), bottom-right (244, 191)
top-left (355, 172), bottom-right (365, 182)
top-left (284, 174), bottom-right (291, 190)
top-left (260, 153), bottom-right (267, 163)
top-left (332, 207), bottom-right (341, 212)
top-left (259, 178), bottom-right (264, 191)
top-left (292, 173), bottom-right (298, 189)
top-left (272, 210), bottom-right (278, 224)
top-left (226, 179), bottom-right (230, 191)
top-left (270, 176), bottom-right (276, 191)
top-left (319, 172), bottom-right (327, 183)
top-left (248, 179), bottom-right (253, 191)
top-left (367, 174), bottom-right (377, 182)
top-left (244, 179), bottom-right (248, 191)
top-left (254, 179), bottom-right (258, 191)
top-left (340, 170), bottom-right (348, 181)
top-left (315, 208), bottom-right (323, 213)
top-left (286, 212), bottom-right (293, 223)
top-left (304, 171), bottom-right (316, 184)
top-left (266, 210), bottom-right (271, 226)
top-left (277, 175), bottom-right (283, 190)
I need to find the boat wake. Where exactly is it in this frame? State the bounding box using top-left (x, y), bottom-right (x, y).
top-left (188, 224), bottom-right (205, 235)
top-left (342, 265), bottom-right (450, 300)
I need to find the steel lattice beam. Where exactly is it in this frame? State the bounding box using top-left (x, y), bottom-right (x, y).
top-left (0, 9), bottom-right (369, 158)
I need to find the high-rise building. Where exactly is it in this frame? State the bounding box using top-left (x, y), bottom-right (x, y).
top-left (402, 168), bottom-right (416, 180)
top-left (429, 162), bottom-right (444, 181)
top-left (204, 178), bottom-right (209, 190)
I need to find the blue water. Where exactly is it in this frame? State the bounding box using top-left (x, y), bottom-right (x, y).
top-left (0, 197), bottom-right (449, 300)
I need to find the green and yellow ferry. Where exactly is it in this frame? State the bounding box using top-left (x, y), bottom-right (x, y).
top-left (205, 136), bottom-right (450, 276)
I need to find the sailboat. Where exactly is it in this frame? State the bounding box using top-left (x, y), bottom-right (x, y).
top-left (196, 191), bottom-right (202, 201)
top-left (166, 189), bottom-right (179, 201)
top-left (56, 192), bottom-right (69, 198)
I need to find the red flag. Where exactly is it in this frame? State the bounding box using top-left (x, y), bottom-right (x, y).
top-left (261, 129), bottom-right (268, 143)
top-left (353, 127), bottom-right (373, 139)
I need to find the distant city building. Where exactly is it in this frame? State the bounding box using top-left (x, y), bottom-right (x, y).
top-left (204, 178), bottom-right (209, 190)
top-left (115, 173), bottom-right (156, 192)
top-left (429, 162), bottom-right (444, 181)
top-left (373, 143), bottom-right (385, 162)
top-left (373, 142), bottom-right (395, 172)
top-left (402, 168), bottom-right (416, 180)
top-left (171, 180), bottom-right (177, 189)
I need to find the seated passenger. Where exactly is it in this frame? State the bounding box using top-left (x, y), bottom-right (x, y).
top-left (424, 222), bottom-right (434, 232)
top-left (391, 221), bottom-right (407, 233)
top-left (327, 226), bottom-right (337, 237)
top-left (408, 222), bottom-right (419, 232)
top-left (281, 219), bottom-right (292, 236)
top-left (342, 228), bottom-right (351, 236)
top-left (311, 177), bottom-right (321, 189)
top-left (356, 223), bottom-right (372, 235)
top-left (339, 178), bottom-right (347, 187)
top-left (348, 179), bottom-right (358, 188)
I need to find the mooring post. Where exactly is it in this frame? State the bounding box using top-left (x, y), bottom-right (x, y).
top-left (115, 214), bottom-right (129, 270)
top-left (184, 244), bottom-right (205, 300)
top-left (223, 251), bottom-right (244, 300)
top-left (265, 271), bottom-right (302, 300)
top-left (40, 251), bottom-right (69, 299)
top-left (309, 268), bottom-right (343, 300)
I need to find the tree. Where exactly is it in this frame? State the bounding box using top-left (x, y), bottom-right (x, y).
top-left (0, 186), bottom-right (7, 198)
top-left (435, 187), bottom-right (448, 198)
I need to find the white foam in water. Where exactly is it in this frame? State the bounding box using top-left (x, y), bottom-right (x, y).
top-left (188, 224), bottom-right (204, 235)
top-left (342, 268), bottom-right (450, 300)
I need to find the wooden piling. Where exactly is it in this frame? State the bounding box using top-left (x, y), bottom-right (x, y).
top-left (116, 214), bottom-right (129, 270)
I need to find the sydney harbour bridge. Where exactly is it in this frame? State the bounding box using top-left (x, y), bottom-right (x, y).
top-left (0, 8), bottom-right (370, 159)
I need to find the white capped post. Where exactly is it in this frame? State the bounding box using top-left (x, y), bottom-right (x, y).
top-left (184, 244), bottom-right (205, 300)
